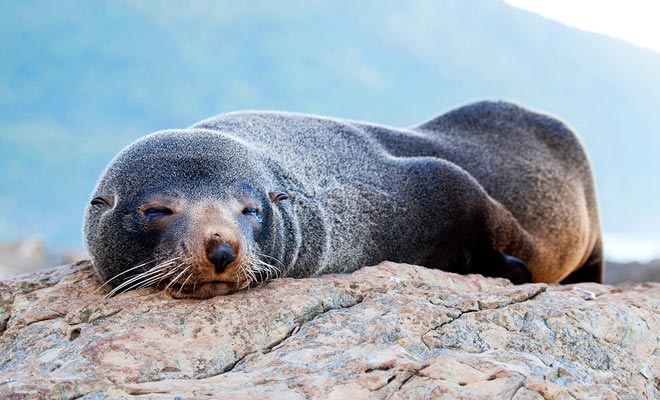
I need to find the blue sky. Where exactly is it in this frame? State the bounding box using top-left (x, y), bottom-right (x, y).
top-left (1, 0), bottom-right (659, 262)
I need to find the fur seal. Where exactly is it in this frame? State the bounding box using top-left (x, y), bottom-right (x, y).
top-left (84, 101), bottom-right (603, 299)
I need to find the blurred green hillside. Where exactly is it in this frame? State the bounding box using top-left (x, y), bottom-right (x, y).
top-left (1, 0), bottom-right (659, 252)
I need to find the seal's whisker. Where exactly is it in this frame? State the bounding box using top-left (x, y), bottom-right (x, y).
top-left (126, 261), bottom-right (177, 285)
top-left (253, 262), bottom-right (275, 280)
top-left (166, 265), bottom-right (193, 290)
top-left (254, 257), bottom-right (280, 271)
top-left (243, 267), bottom-right (253, 284)
top-left (131, 270), bottom-right (176, 292)
top-left (105, 271), bottom-right (156, 298)
top-left (118, 264), bottom-right (181, 293)
top-left (132, 261), bottom-right (185, 291)
top-left (103, 258), bottom-right (180, 298)
top-left (105, 272), bottom-right (161, 298)
top-left (175, 271), bottom-right (195, 296)
top-left (251, 256), bottom-right (282, 281)
top-left (154, 261), bottom-right (185, 287)
top-left (233, 264), bottom-right (244, 290)
top-left (245, 260), bottom-right (258, 285)
top-left (95, 257), bottom-right (162, 293)
top-left (179, 271), bottom-right (194, 291)
top-left (253, 252), bottom-right (285, 268)
top-left (239, 266), bottom-right (248, 289)
top-left (117, 269), bottom-right (178, 296)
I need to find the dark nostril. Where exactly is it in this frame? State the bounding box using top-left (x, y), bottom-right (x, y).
top-left (207, 243), bottom-right (236, 274)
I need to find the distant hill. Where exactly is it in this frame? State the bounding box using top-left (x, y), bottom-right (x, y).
top-left (1, 0), bottom-right (659, 255)
top-left (605, 259), bottom-right (660, 284)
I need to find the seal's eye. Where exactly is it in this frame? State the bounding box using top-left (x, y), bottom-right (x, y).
top-left (91, 195), bottom-right (115, 208)
top-left (242, 207), bottom-right (263, 223)
top-left (144, 207), bottom-right (174, 221)
top-left (269, 191), bottom-right (289, 202)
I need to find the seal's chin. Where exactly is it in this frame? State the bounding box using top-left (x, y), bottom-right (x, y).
top-left (164, 279), bottom-right (251, 299)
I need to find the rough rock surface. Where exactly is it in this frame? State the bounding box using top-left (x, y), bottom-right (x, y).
top-left (0, 261), bottom-right (658, 399)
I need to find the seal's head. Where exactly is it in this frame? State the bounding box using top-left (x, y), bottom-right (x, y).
top-left (84, 129), bottom-right (291, 299)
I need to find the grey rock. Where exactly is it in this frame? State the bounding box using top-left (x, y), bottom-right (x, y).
top-left (0, 262), bottom-right (658, 399)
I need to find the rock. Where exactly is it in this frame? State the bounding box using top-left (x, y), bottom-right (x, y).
top-left (0, 238), bottom-right (87, 280)
top-left (0, 261), bottom-right (658, 399)
top-left (0, 238), bottom-right (53, 280)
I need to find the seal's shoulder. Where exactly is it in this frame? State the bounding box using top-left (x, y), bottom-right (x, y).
top-left (191, 110), bottom-right (349, 131)
top-left (188, 110), bottom-right (384, 149)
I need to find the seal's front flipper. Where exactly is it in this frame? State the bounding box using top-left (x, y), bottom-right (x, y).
top-left (470, 247), bottom-right (532, 284)
top-left (495, 252), bottom-right (532, 284)
top-left (474, 194), bottom-right (540, 284)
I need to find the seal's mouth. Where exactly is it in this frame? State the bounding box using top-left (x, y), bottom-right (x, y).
top-left (100, 251), bottom-right (282, 299)
top-left (163, 279), bottom-right (251, 299)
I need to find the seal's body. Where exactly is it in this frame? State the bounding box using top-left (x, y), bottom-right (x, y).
top-left (84, 101), bottom-right (602, 298)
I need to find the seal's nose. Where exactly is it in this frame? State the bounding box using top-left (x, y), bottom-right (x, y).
top-left (207, 243), bottom-right (236, 274)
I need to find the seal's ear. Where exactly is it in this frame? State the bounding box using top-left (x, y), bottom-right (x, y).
top-left (269, 191), bottom-right (289, 203)
top-left (91, 194), bottom-right (115, 208)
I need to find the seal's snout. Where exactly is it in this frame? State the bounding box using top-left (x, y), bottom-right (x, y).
top-left (207, 243), bottom-right (237, 273)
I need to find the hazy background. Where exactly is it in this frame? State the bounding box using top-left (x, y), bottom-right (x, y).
top-left (1, 0), bottom-right (659, 276)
